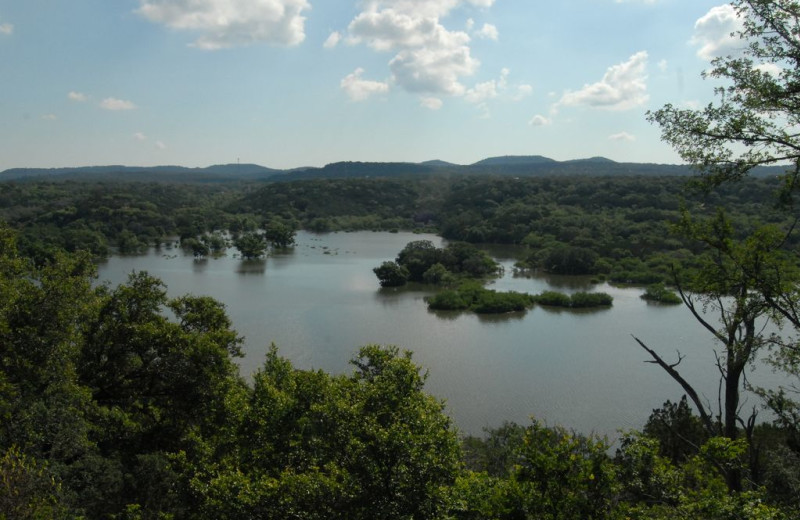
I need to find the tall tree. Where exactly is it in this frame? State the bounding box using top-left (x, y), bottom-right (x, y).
top-left (647, 0), bottom-right (800, 491)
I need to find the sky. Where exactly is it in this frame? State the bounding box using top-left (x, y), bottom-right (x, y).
top-left (0, 1), bottom-right (746, 171)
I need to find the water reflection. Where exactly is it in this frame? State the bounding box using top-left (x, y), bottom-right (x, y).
top-left (475, 311), bottom-right (527, 323)
top-left (236, 259), bottom-right (267, 274)
top-left (536, 305), bottom-right (614, 316)
top-left (426, 308), bottom-right (462, 321)
top-left (192, 258), bottom-right (208, 273)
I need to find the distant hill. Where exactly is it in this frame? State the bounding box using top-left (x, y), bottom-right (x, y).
top-left (268, 161), bottom-right (436, 181)
top-left (0, 163), bottom-right (281, 182)
top-left (1, 156), bottom-right (792, 183)
top-left (471, 155), bottom-right (557, 166)
top-left (421, 159), bottom-right (459, 167)
top-left (564, 156), bottom-right (617, 164)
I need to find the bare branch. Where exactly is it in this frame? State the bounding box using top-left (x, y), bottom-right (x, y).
top-left (633, 335), bottom-right (717, 436)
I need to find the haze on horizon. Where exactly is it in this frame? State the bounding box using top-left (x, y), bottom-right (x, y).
top-left (0, 1), bottom-right (739, 171)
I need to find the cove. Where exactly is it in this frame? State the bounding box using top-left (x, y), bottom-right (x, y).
top-left (96, 231), bottom-right (786, 440)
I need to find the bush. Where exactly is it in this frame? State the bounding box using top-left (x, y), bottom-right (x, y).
top-left (534, 291), bottom-right (613, 308)
top-left (373, 261), bottom-right (410, 287)
top-left (641, 283), bottom-right (682, 304)
top-left (534, 291), bottom-right (573, 307)
top-left (426, 289), bottom-right (470, 310)
top-left (472, 291), bottom-right (532, 314)
top-left (570, 291), bottom-right (613, 308)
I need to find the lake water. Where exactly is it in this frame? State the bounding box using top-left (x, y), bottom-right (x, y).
top-left (96, 231), bottom-right (787, 442)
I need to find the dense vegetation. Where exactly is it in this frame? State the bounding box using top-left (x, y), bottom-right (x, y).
top-left (374, 240), bottom-right (500, 288)
top-left (2, 174), bottom-right (794, 287)
top-left (1, 224), bottom-right (798, 518)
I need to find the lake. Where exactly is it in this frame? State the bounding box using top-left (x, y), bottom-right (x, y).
top-left (96, 231), bottom-right (787, 441)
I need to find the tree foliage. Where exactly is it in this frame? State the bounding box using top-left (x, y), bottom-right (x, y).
top-left (646, 0), bottom-right (800, 493)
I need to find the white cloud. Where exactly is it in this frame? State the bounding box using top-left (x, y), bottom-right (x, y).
top-left (609, 131), bottom-right (636, 141)
top-left (342, 1), bottom-right (493, 98)
top-left (474, 23), bottom-right (498, 40)
top-left (340, 68), bottom-right (390, 101)
top-left (690, 4), bottom-right (744, 61)
top-left (155, 140), bottom-right (167, 150)
top-left (390, 45), bottom-right (478, 96)
top-left (528, 114), bottom-right (551, 126)
top-left (513, 84), bottom-right (533, 101)
top-left (558, 51), bottom-right (649, 111)
top-left (420, 97), bottom-right (443, 110)
top-left (464, 79), bottom-right (498, 104)
top-left (134, 132), bottom-right (148, 141)
top-left (100, 97), bottom-right (137, 111)
top-left (0, 22), bottom-right (13, 35)
top-left (323, 31), bottom-right (341, 49)
top-left (657, 59), bottom-right (668, 72)
top-left (756, 62), bottom-right (783, 77)
top-left (136, 0), bottom-right (311, 49)
top-left (68, 91), bottom-right (87, 102)
top-left (41, 114), bottom-right (57, 121)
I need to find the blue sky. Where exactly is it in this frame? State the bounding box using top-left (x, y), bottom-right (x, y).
top-left (0, 1), bottom-right (743, 170)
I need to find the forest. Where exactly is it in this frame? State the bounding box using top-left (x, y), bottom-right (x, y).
top-left (1, 172), bottom-right (800, 518)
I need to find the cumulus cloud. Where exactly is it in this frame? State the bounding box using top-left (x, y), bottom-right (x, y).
top-left (473, 23), bottom-right (498, 40)
top-left (529, 114), bottom-right (552, 126)
top-left (134, 132), bottom-right (148, 141)
top-left (558, 51), bottom-right (649, 111)
top-left (657, 59), bottom-right (668, 72)
top-left (341, 68), bottom-right (390, 101)
top-left (68, 91), bottom-right (87, 102)
top-left (100, 97), bottom-right (137, 111)
top-left (420, 97), bottom-right (443, 110)
top-left (609, 131), bottom-right (636, 141)
top-left (464, 79), bottom-right (498, 104)
top-left (390, 45), bottom-right (478, 96)
top-left (41, 114), bottom-right (57, 121)
top-left (155, 140), bottom-right (167, 150)
top-left (0, 22), bottom-right (13, 35)
top-left (136, 0), bottom-right (311, 49)
top-left (323, 31), bottom-right (341, 48)
top-left (690, 4), bottom-right (744, 61)
top-left (341, 1), bottom-right (496, 98)
top-left (513, 84), bottom-right (533, 101)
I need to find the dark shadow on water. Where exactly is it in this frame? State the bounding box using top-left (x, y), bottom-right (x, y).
top-left (374, 284), bottom-right (436, 308)
top-left (192, 258), bottom-right (208, 273)
top-left (426, 307), bottom-right (527, 323)
top-left (475, 311), bottom-right (527, 323)
top-left (237, 258), bottom-right (267, 274)
top-left (426, 308), bottom-right (463, 321)
top-left (512, 270), bottom-right (596, 291)
top-left (269, 247), bottom-right (296, 270)
top-left (536, 305), bottom-right (613, 315)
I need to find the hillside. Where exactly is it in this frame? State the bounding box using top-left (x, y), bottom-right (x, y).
top-left (0, 156), bottom-right (789, 183)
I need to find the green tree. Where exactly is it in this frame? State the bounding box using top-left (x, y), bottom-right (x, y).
top-left (646, 0), bottom-right (800, 492)
top-left (373, 260), bottom-right (410, 287)
top-left (396, 240), bottom-right (441, 281)
top-left (193, 345), bottom-right (461, 520)
top-left (233, 231), bottom-right (267, 259)
top-left (264, 220), bottom-right (296, 248)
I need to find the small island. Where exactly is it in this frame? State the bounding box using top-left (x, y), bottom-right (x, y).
top-left (375, 241), bottom-right (613, 314)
